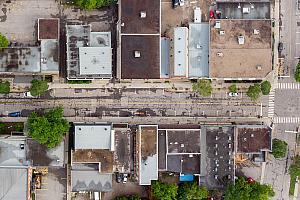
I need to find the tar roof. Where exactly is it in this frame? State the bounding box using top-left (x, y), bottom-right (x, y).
top-left (26, 139), bottom-right (64, 167)
top-left (139, 125), bottom-right (158, 185)
top-left (120, 0), bottom-right (160, 34)
top-left (209, 19), bottom-right (272, 79)
top-left (0, 167), bottom-right (28, 200)
top-left (74, 123), bottom-right (113, 150)
top-left (237, 125), bottom-right (271, 153)
top-left (121, 35), bottom-right (160, 79)
top-left (71, 169), bottom-right (112, 192)
top-left (0, 136), bottom-right (28, 166)
top-left (188, 23), bottom-right (209, 78)
top-left (38, 18), bottom-right (59, 40)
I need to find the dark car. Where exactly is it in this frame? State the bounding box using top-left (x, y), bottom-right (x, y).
top-left (8, 112), bottom-right (21, 117)
top-left (116, 172), bottom-right (122, 183)
top-left (278, 42), bottom-right (283, 52)
top-left (172, 0), bottom-right (179, 8)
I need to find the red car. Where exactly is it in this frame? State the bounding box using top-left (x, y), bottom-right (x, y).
top-left (210, 10), bottom-right (215, 19)
top-left (247, 177), bottom-right (254, 184)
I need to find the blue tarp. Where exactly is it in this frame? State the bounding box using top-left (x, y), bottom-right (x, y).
top-left (180, 174), bottom-right (194, 182)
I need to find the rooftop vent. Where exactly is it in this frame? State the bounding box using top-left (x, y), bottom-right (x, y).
top-left (140, 11), bottom-right (147, 18)
top-left (238, 36), bottom-right (245, 45)
top-left (216, 52), bottom-right (223, 57)
top-left (196, 44), bottom-right (202, 49)
top-left (134, 50), bottom-right (141, 58)
top-left (219, 30), bottom-right (225, 35)
top-left (254, 29), bottom-right (260, 35)
top-left (215, 21), bottom-right (221, 29)
top-left (243, 7), bottom-right (250, 14)
top-left (251, 133), bottom-right (254, 137)
top-left (256, 65), bottom-right (262, 70)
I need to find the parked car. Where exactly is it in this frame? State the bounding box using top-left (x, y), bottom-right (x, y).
top-left (278, 42), bottom-right (283, 52)
top-left (8, 112), bottom-right (21, 117)
top-left (210, 10), bottom-right (215, 19)
top-left (172, 0), bottom-right (179, 8)
top-left (179, 0), bottom-right (184, 6)
top-left (24, 91), bottom-right (34, 97)
top-left (122, 174), bottom-right (128, 183)
top-left (228, 92), bottom-right (238, 97)
top-left (116, 172), bottom-right (122, 183)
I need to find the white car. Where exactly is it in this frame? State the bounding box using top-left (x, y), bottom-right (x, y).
top-left (122, 174), bottom-right (128, 183)
top-left (24, 91), bottom-right (34, 97)
top-left (228, 92), bottom-right (238, 97)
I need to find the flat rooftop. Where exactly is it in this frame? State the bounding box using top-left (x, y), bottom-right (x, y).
top-left (72, 149), bottom-right (114, 173)
top-left (209, 19), bottom-right (272, 79)
top-left (38, 18), bottom-right (59, 40)
top-left (120, 0), bottom-right (160, 34)
top-left (167, 130), bottom-right (201, 154)
top-left (167, 154), bottom-right (201, 175)
top-left (237, 125), bottom-right (271, 153)
top-left (139, 125), bottom-right (158, 185)
top-left (121, 35), bottom-right (160, 79)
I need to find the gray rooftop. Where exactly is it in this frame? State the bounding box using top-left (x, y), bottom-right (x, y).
top-left (40, 40), bottom-right (59, 73)
top-left (74, 123), bottom-right (113, 150)
top-left (0, 136), bottom-right (29, 166)
top-left (66, 25), bottom-right (112, 80)
top-left (71, 169), bottom-right (112, 192)
top-left (160, 37), bottom-right (170, 78)
top-left (174, 27), bottom-right (188, 77)
top-left (188, 23), bottom-right (209, 78)
top-left (0, 167), bottom-right (28, 200)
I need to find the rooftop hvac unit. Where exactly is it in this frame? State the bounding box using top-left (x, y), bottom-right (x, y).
top-left (219, 30), bottom-right (225, 35)
top-left (243, 7), bottom-right (250, 14)
top-left (215, 21), bottom-right (221, 29)
top-left (254, 29), bottom-right (260, 35)
top-left (196, 44), bottom-right (202, 49)
top-left (216, 52), bottom-right (223, 57)
top-left (251, 134), bottom-right (254, 137)
top-left (238, 36), bottom-right (245, 45)
top-left (256, 65), bottom-right (262, 70)
top-left (140, 11), bottom-right (146, 18)
top-left (134, 50), bottom-right (141, 58)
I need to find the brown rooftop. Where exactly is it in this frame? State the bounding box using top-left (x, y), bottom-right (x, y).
top-left (167, 130), bottom-right (201, 154)
top-left (72, 149), bottom-right (114, 173)
top-left (38, 18), bottom-right (59, 40)
top-left (209, 19), bottom-right (272, 79)
top-left (121, 35), bottom-right (160, 79)
top-left (120, 0), bottom-right (160, 34)
top-left (237, 126), bottom-right (271, 153)
top-left (140, 126), bottom-right (157, 161)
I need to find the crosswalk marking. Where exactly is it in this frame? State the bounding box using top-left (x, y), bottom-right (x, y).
top-left (274, 117), bottom-right (300, 124)
top-left (268, 90), bottom-right (275, 118)
top-left (277, 82), bottom-right (300, 90)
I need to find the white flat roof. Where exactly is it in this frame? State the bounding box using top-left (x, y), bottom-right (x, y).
top-left (174, 27), bottom-right (188, 77)
top-left (79, 47), bottom-right (112, 76)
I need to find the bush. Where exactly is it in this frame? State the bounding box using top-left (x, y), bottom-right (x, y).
top-left (0, 33), bottom-right (9, 48)
top-left (260, 81), bottom-right (271, 95)
top-left (178, 182), bottom-right (208, 200)
top-left (192, 79), bottom-right (213, 97)
top-left (115, 196), bottom-right (141, 200)
top-left (74, 0), bottom-right (116, 10)
top-left (152, 181), bottom-right (178, 200)
top-left (295, 62), bottom-right (300, 82)
top-left (228, 84), bottom-right (237, 93)
top-left (289, 156), bottom-right (300, 195)
top-left (67, 80), bottom-right (92, 84)
top-left (0, 81), bottom-right (10, 94)
top-left (272, 139), bottom-right (287, 159)
top-left (30, 79), bottom-right (49, 96)
top-left (246, 84), bottom-right (261, 101)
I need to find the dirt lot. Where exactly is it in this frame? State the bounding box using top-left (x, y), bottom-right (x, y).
top-left (161, 0), bottom-right (212, 38)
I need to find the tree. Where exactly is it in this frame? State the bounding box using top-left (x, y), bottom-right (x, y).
top-left (115, 196), bottom-right (141, 200)
top-left (260, 81), bottom-right (271, 95)
top-left (74, 0), bottom-right (115, 10)
top-left (272, 139), bottom-right (287, 159)
top-left (0, 122), bottom-right (5, 134)
top-left (30, 79), bottom-right (49, 96)
top-left (0, 33), bottom-right (9, 48)
top-left (0, 81), bottom-right (10, 94)
top-left (229, 84), bottom-right (237, 93)
top-left (246, 84), bottom-right (261, 101)
top-left (192, 79), bottom-right (213, 97)
top-left (27, 107), bottom-right (69, 149)
top-left (289, 156), bottom-right (300, 195)
top-left (178, 182), bottom-right (208, 200)
top-left (224, 177), bottom-right (274, 200)
top-left (295, 62), bottom-right (300, 82)
top-left (151, 181), bottom-right (178, 200)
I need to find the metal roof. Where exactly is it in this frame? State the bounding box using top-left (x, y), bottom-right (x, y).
top-left (0, 167), bottom-right (28, 200)
top-left (174, 27), bottom-right (188, 77)
top-left (74, 123), bottom-right (114, 150)
top-left (188, 23), bottom-right (209, 78)
top-left (160, 37), bottom-right (170, 78)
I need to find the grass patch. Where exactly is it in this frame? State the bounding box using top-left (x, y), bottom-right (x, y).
top-left (67, 80), bottom-right (92, 84)
top-left (289, 156), bottom-right (300, 195)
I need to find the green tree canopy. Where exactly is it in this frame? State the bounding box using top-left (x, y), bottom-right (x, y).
top-left (115, 195), bottom-right (141, 200)
top-left (151, 181), bottom-right (178, 200)
top-left (289, 156), bottom-right (300, 195)
top-left (30, 79), bottom-right (49, 96)
top-left (224, 177), bottom-right (274, 200)
top-left (0, 81), bottom-right (10, 94)
top-left (229, 84), bottom-right (237, 93)
top-left (272, 139), bottom-right (287, 159)
top-left (260, 81), bottom-right (271, 95)
top-left (27, 107), bottom-right (70, 148)
top-left (246, 84), bottom-right (261, 101)
top-left (295, 62), bottom-right (300, 82)
top-left (178, 182), bottom-right (208, 200)
top-left (0, 33), bottom-right (9, 48)
top-left (192, 79), bottom-right (213, 97)
top-left (74, 0), bottom-right (115, 9)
